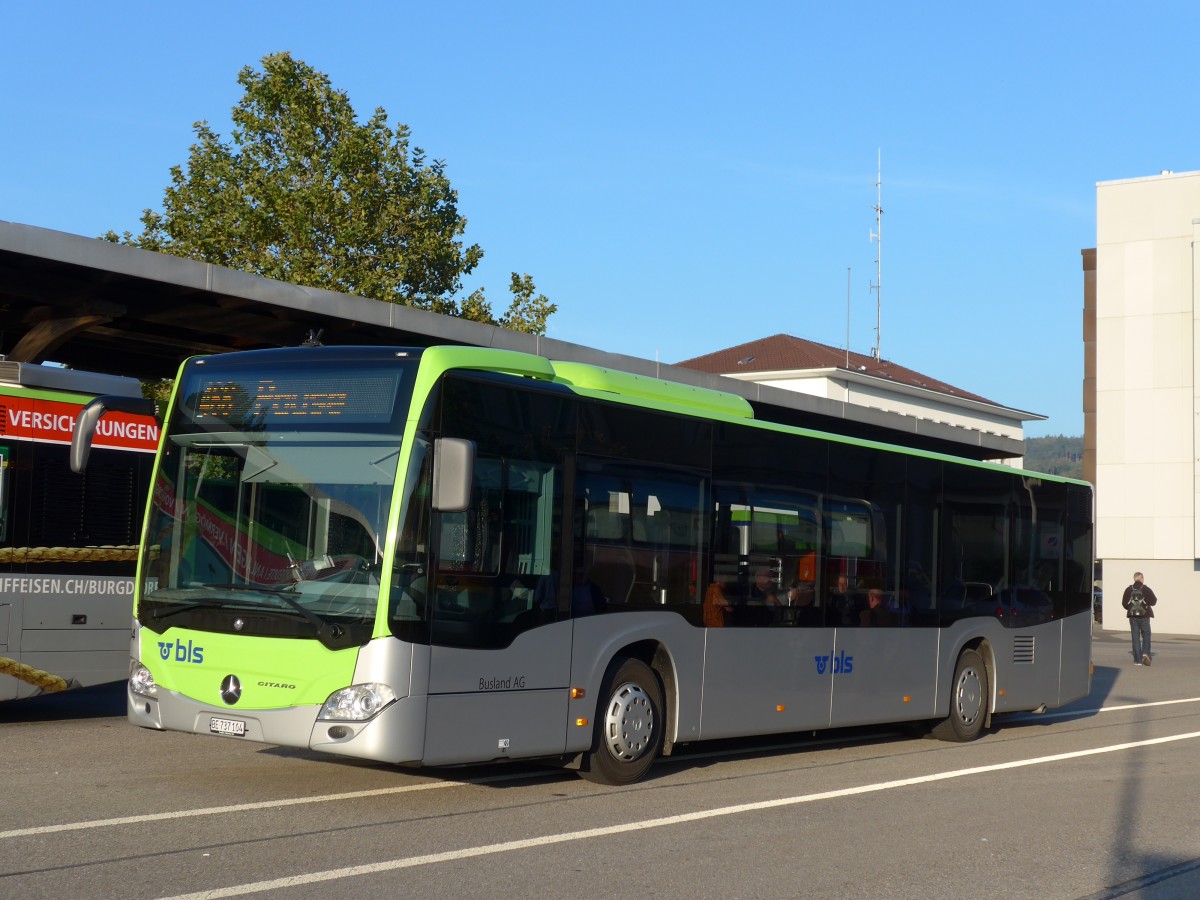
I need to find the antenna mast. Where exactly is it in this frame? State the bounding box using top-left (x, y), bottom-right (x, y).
top-left (845, 267), bottom-right (851, 368)
top-left (869, 150), bottom-right (883, 361)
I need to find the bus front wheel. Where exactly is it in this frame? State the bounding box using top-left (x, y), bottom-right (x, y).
top-left (580, 657), bottom-right (663, 786)
top-left (932, 648), bottom-right (989, 742)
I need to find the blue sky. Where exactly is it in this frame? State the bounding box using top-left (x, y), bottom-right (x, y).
top-left (3, 2), bottom-right (1197, 437)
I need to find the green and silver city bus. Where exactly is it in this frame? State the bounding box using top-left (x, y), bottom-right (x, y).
top-left (77, 345), bottom-right (1092, 784)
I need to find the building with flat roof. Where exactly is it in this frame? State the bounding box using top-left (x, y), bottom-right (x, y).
top-left (1090, 169), bottom-right (1200, 633)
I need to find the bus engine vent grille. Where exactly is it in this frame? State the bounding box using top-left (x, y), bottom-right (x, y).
top-left (1013, 635), bottom-right (1036, 665)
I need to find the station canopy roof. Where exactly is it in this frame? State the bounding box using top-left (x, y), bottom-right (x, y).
top-left (0, 220), bottom-right (1022, 460)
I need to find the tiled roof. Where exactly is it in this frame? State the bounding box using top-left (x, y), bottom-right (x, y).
top-left (675, 333), bottom-right (999, 406)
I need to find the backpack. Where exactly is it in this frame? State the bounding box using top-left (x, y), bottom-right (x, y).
top-left (1128, 585), bottom-right (1148, 617)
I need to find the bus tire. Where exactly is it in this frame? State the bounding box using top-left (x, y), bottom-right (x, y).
top-left (932, 648), bottom-right (989, 742)
top-left (580, 657), bottom-right (663, 786)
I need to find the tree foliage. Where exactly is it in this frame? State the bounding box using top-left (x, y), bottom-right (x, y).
top-left (104, 52), bottom-right (555, 334)
top-left (1023, 434), bottom-right (1083, 479)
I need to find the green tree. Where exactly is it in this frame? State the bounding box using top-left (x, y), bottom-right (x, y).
top-left (1023, 434), bottom-right (1083, 480)
top-left (104, 52), bottom-right (554, 334)
top-left (464, 273), bottom-right (558, 333)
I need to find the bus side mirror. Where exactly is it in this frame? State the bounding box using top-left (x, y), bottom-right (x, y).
top-left (71, 395), bottom-right (159, 474)
top-left (431, 438), bottom-right (475, 512)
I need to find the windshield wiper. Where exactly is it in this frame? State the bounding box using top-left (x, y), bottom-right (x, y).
top-left (189, 583), bottom-right (332, 630)
top-left (146, 584), bottom-right (355, 649)
top-left (143, 598), bottom-right (238, 622)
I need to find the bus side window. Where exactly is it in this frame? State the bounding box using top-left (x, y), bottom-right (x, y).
top-left (576, 461), bottom-right (705, 614)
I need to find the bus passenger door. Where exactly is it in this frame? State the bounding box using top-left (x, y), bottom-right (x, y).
top-left (421, 448), bottom-right (574, 767)
top-left (699, 488), bottom-right (836, 739)
top-left (825, 480), bottom-right (940, 728)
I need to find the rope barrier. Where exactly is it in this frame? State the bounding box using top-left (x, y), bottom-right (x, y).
top-left (0, 546), bottom-right (140, 563)
top-left (0, 657), bottom-right (70, 692)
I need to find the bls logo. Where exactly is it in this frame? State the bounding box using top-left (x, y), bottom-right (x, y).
top-left (158, 639), bottom-right (204, 664)
top-left (814, 650), bottom-right (853, 675)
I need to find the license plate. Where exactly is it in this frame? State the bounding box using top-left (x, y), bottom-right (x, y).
top-left (209, 716), bottom-right (246, 737)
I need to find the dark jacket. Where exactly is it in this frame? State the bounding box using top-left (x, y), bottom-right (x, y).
top-left (1122, 582), bottom-right (1158, 618)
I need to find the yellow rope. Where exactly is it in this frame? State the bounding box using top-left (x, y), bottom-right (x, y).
top-left (0, 657), bottom-right (70, 692)
top-left (0, 546), bottom-right (140, 563)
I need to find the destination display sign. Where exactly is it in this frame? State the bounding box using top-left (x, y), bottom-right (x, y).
top-left (191, 373), bottom-right (402, 426)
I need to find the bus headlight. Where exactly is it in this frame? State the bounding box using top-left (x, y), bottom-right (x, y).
top-left (318, 683), bottom-right (397, 722)
top-left (130, 661), bottom-right (158, 698)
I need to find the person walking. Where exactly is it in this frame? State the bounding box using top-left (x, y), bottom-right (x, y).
top-left (1121, 571), bottom-right (1158, 666)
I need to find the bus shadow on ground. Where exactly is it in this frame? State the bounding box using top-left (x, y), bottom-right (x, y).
top-left (256, 711), bottom-right (1094, 785)
top-left (261, 723), bottom-right (920, 786)
top-left (0, 681), bottom-right (126, 723)
top-left (1087, 664), bottom-right (1121, 704)
top-left (994, 663), bottom-right (1118, 732)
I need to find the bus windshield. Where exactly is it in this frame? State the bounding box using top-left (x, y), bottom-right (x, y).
top-left (139, 351), bottom-right (418, 648)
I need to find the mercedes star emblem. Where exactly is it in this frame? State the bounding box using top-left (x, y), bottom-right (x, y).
top-left (220, 674), bottom-right (242, 705)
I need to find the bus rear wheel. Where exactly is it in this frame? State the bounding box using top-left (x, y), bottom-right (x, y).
top-left (932, 648), bottom-right (988, 742)
top-left (580, 657), bottom-right (663, 786)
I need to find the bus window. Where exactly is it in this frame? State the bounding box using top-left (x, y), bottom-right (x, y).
top-left (577, 460), bottom-right (705, 614)
top-left (900, 456), bottom-right (940, 625)
top-left (999, 476), bottom-right (1083, 627)
top-left (402, 374), bottom-right (572, 649)
top-left (826, 500), bottom-right (873, 558)
top-left (712, 486), bottom-right (821, 625)
top-left (941, 504), bottom-right (1005, 616)
top-left (428, 453), bottom-right (563, 646)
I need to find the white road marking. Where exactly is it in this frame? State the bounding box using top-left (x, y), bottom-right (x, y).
top-left (1004, 695), bottom-right (1200, 723)
top-left (4, 696), bottom-right (1199, 844)
top-left (157, 727), bottom-right (1200, 900)
top-left (0, 773), bottom-right (529, 840)
top-left (0, 733), bottom-right (889, 841)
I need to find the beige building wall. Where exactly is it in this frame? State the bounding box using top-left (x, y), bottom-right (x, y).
top-left (1095, 170), bottom-right (1200, 633)
top-left (1082, 248), bottom-right (1096, 489)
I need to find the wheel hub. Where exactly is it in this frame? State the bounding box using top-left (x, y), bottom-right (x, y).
top-left (956, 667), bottom-right (983, 725)
top-left (603, 682), bottom-right (655, 760)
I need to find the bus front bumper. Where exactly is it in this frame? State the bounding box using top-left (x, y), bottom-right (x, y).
top-left (128, 683), bottom-right (427, 765)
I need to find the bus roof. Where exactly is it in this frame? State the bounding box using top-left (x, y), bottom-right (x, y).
top-left (0, 359), bottom-right (143, 398)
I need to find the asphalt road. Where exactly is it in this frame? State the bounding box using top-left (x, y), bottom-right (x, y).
top-left (2, 627), bottom-right (1199, 899)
